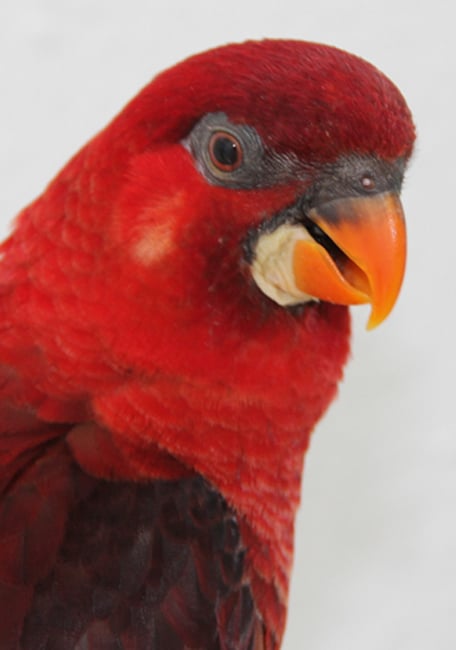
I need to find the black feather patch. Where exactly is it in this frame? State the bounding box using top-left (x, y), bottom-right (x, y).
top-left (20, 461), bottom-right (263, 649)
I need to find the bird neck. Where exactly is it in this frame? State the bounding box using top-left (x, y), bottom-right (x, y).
top-left (83, 301), bottom-right (350, 639)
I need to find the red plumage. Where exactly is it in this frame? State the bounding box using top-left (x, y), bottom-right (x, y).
top-left (0, 40), bottom-right (414, 648)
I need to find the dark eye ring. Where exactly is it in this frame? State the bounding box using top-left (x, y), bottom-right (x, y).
top-left (208, 131), bottom-right (243, 172)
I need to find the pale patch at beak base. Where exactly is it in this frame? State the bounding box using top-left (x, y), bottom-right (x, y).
top-left (251, 224), bottom-right (315, 306)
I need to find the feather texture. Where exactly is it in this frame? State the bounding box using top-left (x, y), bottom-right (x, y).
top-left (2, 434), bottom-right (264, 649)
top-left (0, 39), bottom-right (414, 647)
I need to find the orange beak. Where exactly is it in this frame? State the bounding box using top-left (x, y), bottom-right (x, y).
top-left (293, 192), bottom-right (406, 329)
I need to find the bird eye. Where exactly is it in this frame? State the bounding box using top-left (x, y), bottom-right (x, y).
top-left (209, 132), bottom-right (243, 172)
top-left (186, 113), bottom-right (273, 188)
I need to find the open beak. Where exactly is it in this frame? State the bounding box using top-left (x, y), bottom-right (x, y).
top-left (293, 192), bottom-right (406, 329)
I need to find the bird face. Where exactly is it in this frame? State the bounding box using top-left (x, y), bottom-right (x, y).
top-left (183, 111), bottom-right (408, 329)
top-left (107, 39), bottom-right (415, 342)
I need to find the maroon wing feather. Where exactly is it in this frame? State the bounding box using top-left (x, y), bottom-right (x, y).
top-left (0, 433), bottom-right (264, 649)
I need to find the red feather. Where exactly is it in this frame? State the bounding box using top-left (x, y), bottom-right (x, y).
top-left (0, 39), bottom-right (414, 647)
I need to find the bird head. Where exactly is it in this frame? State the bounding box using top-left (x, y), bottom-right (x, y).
top-left (98, 39), bottom-right (414, 341)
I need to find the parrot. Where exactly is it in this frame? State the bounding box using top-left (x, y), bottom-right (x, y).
top-left (0, 39), bottom-right (415, 649)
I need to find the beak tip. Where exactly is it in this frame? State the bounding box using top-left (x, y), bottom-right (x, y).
top-left (365, 318), bottom-right (379, 331)
top-left (365, 304), bottom-right (392, 330)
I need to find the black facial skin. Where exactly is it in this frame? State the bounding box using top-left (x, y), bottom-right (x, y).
top-left (186, 112), bottom-right (406, 265)
top-left (186, 112), bottom-right (305, 189)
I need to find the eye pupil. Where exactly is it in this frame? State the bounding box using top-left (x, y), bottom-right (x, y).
top-left (209, 132), bottom-right (243, 171)
top-left (214, 138), bottom-right (238, 166)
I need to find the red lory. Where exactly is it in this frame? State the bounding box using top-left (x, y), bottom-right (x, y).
top-left (0, 40), bottom-right (415, 649)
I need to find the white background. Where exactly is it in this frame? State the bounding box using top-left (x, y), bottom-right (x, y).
top-left (0, 2), bottom-right (454, 648)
